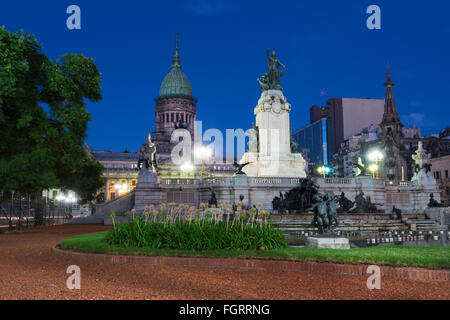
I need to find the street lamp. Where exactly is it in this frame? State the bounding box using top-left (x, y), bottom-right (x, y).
top-left (195, 145), bottom-right (212, 178)
top-left (317, 165), bottom-right (331, 178)
top-left (368, 164), bottom-right (378, 179)
top-left (114, 182), bottom-right (129, 195)
top-left (368, 149), bottom-right (383, 179)
top-left (180, 162), bottom-right (194, 177)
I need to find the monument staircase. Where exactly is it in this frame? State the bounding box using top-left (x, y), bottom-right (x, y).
top-left (67, 191), bottom-right (135, 225)
top-left (271, 212), bottom-right (447, 240)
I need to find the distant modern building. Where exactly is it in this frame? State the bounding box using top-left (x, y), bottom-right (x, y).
top-left (310, 98), bottom-right (385, 154)
top-left (292, 118), bottom-right (332, 168)
top-left (293, 98), bottom-right (384, 170)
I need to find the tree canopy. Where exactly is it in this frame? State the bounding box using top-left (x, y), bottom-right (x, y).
top-left (0, 26), bottom-right (104, 202)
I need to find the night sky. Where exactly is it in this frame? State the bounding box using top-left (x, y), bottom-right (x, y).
top-left (1, 0), bottom-right (449, 153)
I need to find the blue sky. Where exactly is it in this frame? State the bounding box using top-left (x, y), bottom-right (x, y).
top-left (1, 0), bottom-right (449, 152)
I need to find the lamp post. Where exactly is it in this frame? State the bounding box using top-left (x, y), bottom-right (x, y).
top-left (317, 165), bottom-right (331, 179)
top-left (180, 162), bottom-right (194, 178)
top-left (368, 164), bottom-right (378, 179)
top-left (368, 150), bottom-right (383, 179)
top-left (195, 146), bottom-right (212, 178)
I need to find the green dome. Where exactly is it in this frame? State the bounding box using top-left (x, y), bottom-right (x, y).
top-left (159, 66), bottom-right (193, 99)
top-left (158, 33), bottom-right (194, 99)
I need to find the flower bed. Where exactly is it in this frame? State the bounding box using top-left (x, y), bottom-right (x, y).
top-left (106, 202), bottom-right (288, 250)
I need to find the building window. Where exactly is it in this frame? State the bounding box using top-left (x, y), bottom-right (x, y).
top-left (445, 170), bottom-right (449, 179)
top-left (171, 113), bottom-right (174, 122)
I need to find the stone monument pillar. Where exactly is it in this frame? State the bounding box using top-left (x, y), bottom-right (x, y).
top-left (133, 133), bottom-right (166, 214)
top-left (239, 50), bottom-right (306, 178)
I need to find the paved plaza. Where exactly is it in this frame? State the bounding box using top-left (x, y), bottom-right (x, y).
top-left (0, 225), bottom-right (448, 300)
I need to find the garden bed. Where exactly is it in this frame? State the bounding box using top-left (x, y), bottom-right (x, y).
top-left (60, 231), bottom-right (450, 270)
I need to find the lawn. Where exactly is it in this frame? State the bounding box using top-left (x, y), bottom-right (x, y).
top-left (60, 231), bottom-right (450, 270)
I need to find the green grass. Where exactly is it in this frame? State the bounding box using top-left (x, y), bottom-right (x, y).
top-left (60, 231), bottom-right (450, 270)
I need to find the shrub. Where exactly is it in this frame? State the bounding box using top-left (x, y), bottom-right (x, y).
top-left (105, 206), bottom-right (287, 250)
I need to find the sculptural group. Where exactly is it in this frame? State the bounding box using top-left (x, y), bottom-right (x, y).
top-left (272, 177), bottom-right (320, 213)
top-left (309, 192), bottom-right (340, 234)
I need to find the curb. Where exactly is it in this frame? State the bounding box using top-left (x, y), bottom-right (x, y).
top-left (52, 246), bottom-right (450, 282)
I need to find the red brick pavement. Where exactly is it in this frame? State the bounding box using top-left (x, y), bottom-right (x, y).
top-left (0, 225), bottom-right (448, 300)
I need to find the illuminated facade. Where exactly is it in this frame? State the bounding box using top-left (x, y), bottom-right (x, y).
top-left (91, 150), bottom-right (139, 201)
top-left (154, 33), bottom-right (197, 156)
top-left (90, 34), bottom-right (235, 202)
top-left (292, 118), bottom-right (332, 169)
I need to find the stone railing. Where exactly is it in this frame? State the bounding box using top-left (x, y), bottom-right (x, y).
top-left (204, 177), bottom-right (229, 185)
top-left (251, 177), bottom-right (283, 184)
top-left (386, 181), bottom-right (418, 187)
top-left (322, 178), bottom-right (353, 185)
top-left (250, 177), bottom-right (305, 185)
top-left (102, 170), bottom-right (139, 178)
top-left (163, 178), bottom-right (199, 185)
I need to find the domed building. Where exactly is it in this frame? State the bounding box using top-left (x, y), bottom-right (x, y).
top-left (153, 33), bottom-right (197, 155)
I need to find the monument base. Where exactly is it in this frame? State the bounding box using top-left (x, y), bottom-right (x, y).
top-left (134, 169), bottom-right (166, 214)
top-left (238, 89), bottom-right (307, 178)
top-left (306, 237), bottom-right (350, 249)
top-left (240, 152), bottom-right (307, 178)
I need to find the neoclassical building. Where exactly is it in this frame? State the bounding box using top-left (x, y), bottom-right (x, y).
top-left (91, 34), bottom-right (234, 201)
top-left (154, 33), bottom-right (197, 156)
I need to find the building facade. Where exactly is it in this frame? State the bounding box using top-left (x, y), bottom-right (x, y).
top-left (89, 34), bottom-right (236, 202)
top-left (292, 118), bottom-right (332, 169)
top-left (310, 98), bottom-right (385, 155)
top-left (331, 68), bottom-right (450, 181)
top-left (430, 155), bottom-right (450, 206)
top-left (154, 33), bottom-right (197, 156)
top-left (90, 150), bottom-right (139, 201)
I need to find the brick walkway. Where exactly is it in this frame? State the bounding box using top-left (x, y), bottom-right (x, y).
top-left (0, 225), bottom-right (449, 300)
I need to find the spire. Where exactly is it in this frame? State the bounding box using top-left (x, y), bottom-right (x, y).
top-left (384, 63), bottom-right (394, 88)
top-left (171, 31), bottom-right (181, 69)
top-left (382, 64), bottom-right (400, 122)
top-left (158, 31), bottom-right (194, 100)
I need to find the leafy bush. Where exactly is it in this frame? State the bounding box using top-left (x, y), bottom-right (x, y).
top-left (105, 205), bottom-right (287, 250)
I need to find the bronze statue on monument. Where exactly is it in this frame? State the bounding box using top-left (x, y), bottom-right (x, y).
top-left (257, 49), bottom-right (286, 91)
top-left (138, 133), bottom-right (157, 173)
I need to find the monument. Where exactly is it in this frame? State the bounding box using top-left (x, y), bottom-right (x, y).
top-left (411, 141), bottom-right (436, 186)
top-left (307, 191), bottom-right (350, 249)
top-left (240, 50), bottom-right (307, 178)
top-left (134, 133), bottom-right (166, 213)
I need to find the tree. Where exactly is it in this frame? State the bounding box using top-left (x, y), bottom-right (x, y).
top-left (0, 26), bottom-right (104, 208)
